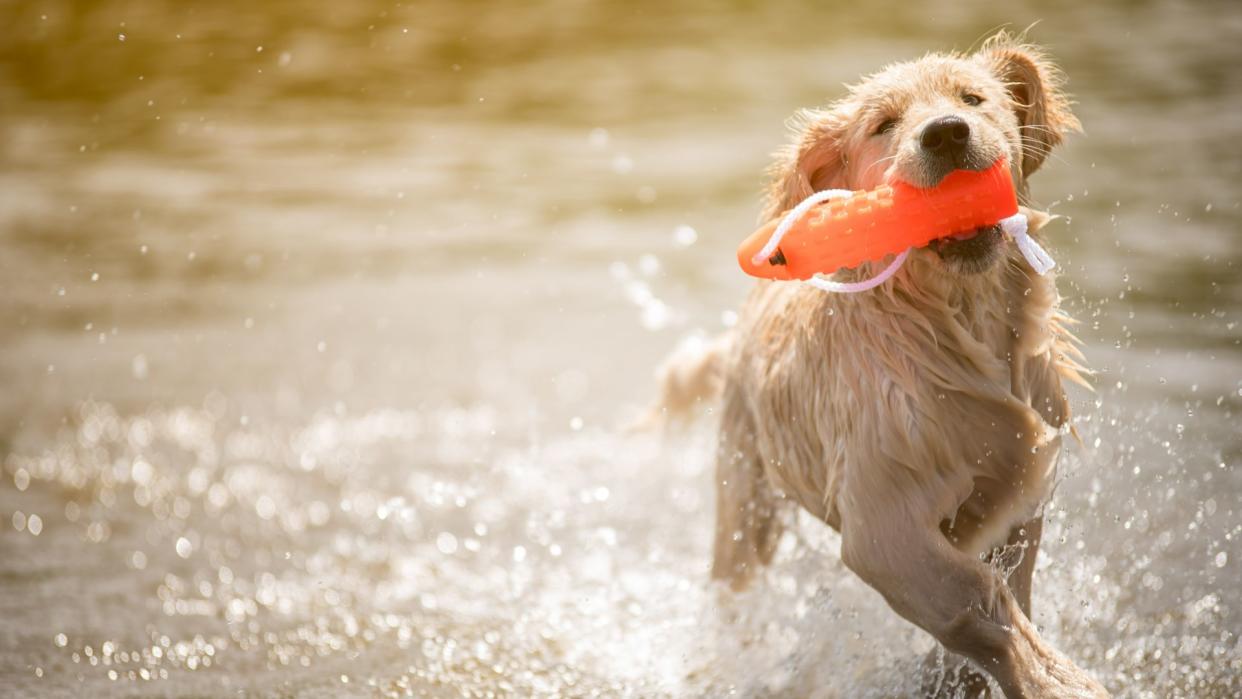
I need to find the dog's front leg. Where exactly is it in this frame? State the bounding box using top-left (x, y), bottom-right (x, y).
top-left (839, 494), bottom-right (1106, 699)
top-left (921, 516), bottom-right (1046, 697)
top-left (998, 516), bottom-right (1043, 618)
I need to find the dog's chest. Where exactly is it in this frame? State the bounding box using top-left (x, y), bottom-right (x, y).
top-left (743, 281), bottom-right (1063, 529)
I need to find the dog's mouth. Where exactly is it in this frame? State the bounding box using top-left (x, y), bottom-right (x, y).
top-left (928, 224), bottom-right (1004, 274)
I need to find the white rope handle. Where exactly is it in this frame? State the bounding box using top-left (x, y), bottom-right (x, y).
top-left (755, 191), bottom-right (1056, 297)
top-left (807, 249), bottom-right (910, 293)
top-left (999, 213), bottom-right (1056, 275)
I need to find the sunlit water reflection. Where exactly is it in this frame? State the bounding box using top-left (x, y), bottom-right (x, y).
top-left (2, 0), bottom-right (1241, 696)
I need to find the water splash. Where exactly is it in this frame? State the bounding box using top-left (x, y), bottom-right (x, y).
top-left (2, 397), bottom-right (1238, 697)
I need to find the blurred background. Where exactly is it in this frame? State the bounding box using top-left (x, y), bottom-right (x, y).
top-left (1, 0), bottom-right (1240, 696)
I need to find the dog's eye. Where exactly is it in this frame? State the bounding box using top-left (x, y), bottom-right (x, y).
top-left (961, 93), bottom-right (983, 106)
top-left (873, 118), bottom-right (898, 136)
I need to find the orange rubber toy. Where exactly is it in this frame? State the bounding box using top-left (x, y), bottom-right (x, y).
top-left (738, 159), bottom-right (1023, 281)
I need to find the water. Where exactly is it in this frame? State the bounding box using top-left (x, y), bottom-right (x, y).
top-left (2, 0), bottom-right (1241, 696)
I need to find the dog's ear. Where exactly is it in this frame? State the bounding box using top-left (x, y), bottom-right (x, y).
top-left (763, 106), bottom-right (855, 220)
top-left (978, 33), bottom-right (1081, 177)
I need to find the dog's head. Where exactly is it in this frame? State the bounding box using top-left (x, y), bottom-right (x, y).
top-left (766, 32), bottom-right (1080, 276)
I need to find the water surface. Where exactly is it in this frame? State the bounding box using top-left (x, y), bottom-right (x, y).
top-left (2, 1), bottom-right (1241, 696)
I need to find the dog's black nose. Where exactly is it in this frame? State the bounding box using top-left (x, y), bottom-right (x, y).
top-left (920, 116), bottom-right (970, 157)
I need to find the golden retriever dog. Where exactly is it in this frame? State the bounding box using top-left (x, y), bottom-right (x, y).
top-left (650, 32), bottom-right (1108, 698)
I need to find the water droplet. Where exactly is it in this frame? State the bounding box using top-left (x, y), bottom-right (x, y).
top-left (255, 495), bottom-right (276, 520)
top-left (436, 532), bottom-right (458, 554)
top-left (175, 537), bottom-right (192, 558)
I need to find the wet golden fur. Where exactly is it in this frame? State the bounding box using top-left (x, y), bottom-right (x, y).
top-left (652, 32), bottom-right (1107, 698)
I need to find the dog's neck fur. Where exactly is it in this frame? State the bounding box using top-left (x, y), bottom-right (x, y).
top-left (819, 241), bottom-right (1054, 380)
